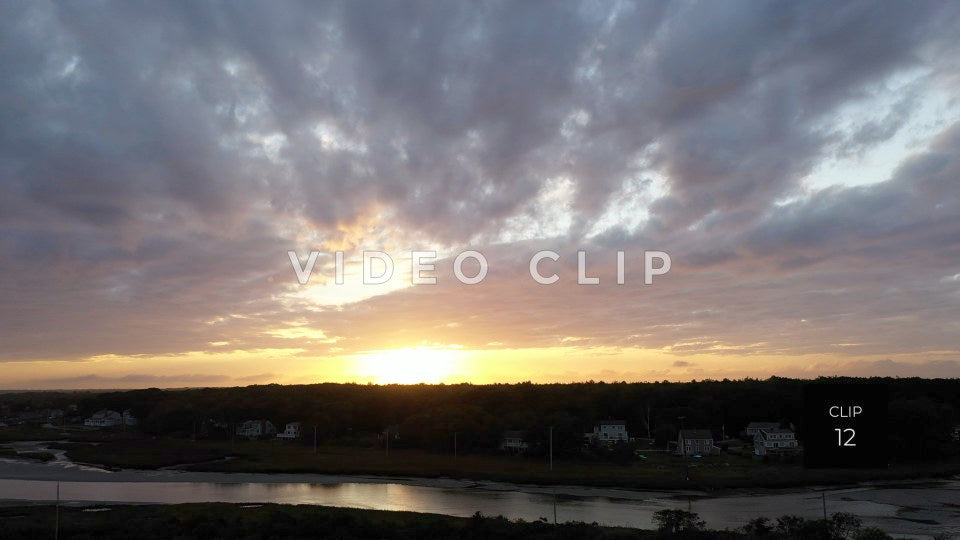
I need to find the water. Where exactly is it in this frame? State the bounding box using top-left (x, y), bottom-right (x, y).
top-left (0, 443), bottom-right (957, 538)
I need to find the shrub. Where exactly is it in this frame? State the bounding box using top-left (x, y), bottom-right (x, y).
top-left (853, 527), bottom-right (892, 540)
top-left (652, 509), bottom-right (706, 535)
top-left (741, 516), bottom-right (773, 536)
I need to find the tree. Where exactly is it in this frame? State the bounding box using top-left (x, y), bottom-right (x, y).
top-left (774, 512), bottom-right (864, 540)
top-left (741, 516), bottom-right (773, 536)
top-left (853, 528), bottom-right (892, 540)
top-left (641, 400), bottom-right (654, 439)
top-left (652, 509), bottom-right (705, 535)
top-left (827, 512), bottom-right (862, 539)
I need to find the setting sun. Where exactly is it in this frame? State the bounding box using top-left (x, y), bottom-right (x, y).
top-left (352, 348), bottom-right (462, 384)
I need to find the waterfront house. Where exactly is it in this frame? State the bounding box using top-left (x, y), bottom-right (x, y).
top-left (586, 420), bottom-right (629, 445)
top-left (236, 419), bottom-right (276, 439)
top-left (499, 430), bottom-right (530, 453)
top-left (677, 429), bottom-right (717, 456)
top-left (84, 409), bottom-right (122, 428)
top-left (753, 427), bottom-right (800, 456)
top-left (745, 421), bottom-right (781, 438)
top-left (276, 421), bottom-right (302, 440)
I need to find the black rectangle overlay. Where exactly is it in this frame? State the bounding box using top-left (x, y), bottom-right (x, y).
top-left (803, 383), bottom-right (888, 468)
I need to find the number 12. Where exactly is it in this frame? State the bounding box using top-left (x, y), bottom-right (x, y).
top-left (834, 428), bottom-right (856, 446)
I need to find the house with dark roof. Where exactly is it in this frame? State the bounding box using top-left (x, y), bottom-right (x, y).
top-left (754, 427), bottom-right (800, 456)
top-left (236, 419), bottom-right (276, 439)
top-left (499, 430), bottom-right (529, 453)
top-left (586, 420), bottom-right (629, 445)
top-left (677, 429), bottom-right (718, 456)
top-left (744, 421), bottom-right (781, 438)
top-left (84, 409), bottom-right (122, 428)
top-left (276, 421), bottom-right (301, 440)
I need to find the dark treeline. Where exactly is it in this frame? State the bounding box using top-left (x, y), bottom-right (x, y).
top-left (2, 377), bottom-right (958, 462)
top-left (0, 504), bottom-right (908, 540)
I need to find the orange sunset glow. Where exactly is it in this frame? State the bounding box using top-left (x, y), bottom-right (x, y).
top-left (2, 1), bottom-right (960, 390)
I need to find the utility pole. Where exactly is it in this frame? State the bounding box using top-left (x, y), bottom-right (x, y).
top-left (314, 425), bottom-right (318, 455)
top-left (678, 416), bottom-right (688, 481)
top-left (644, 402), bottom-right (653, 439)
top-left (54, 481), bottom-right (59, 540)
top-left (549, 426), bottom-right (553, 471)
top-left (553, 494), bottom-right (557, 524)
top-left (822, 492), bottom-right (827, 520)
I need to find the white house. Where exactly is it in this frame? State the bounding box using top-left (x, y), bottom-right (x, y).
top-left (587, 420), bottom-right (629, 444)
top-left (122, 409), bottom-right (138, 426)
top-left (84, 409), bottom-right (122, 428)
top-left (677, 429), bottom-right (718, 456)
top-left (276, 421), bottom-right (302, 440)
top-left (236, 419), bottom-right (276, 439)
top-left (499, 430), bottom-right (529, 453)
top-left (753, 428), bottom-right (799, 456)
top-left (745, 421), bottom-right (781, 438)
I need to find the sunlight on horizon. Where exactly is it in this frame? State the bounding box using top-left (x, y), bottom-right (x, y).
top-left (351, 347), bottom-right (464, 384)
top-left (3, 346), bottom-right (957, 389)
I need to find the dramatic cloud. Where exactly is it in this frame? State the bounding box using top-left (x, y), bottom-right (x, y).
top-left (32, 373), bottom-right (233, 386)
top-left (1, 1), bottom-right (959, 386)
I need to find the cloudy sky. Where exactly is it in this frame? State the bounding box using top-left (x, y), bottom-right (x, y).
top-left (2, 0), bottom-right (960, 389)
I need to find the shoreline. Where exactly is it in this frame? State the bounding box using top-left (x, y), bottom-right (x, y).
top-left (0, 503), bottom-right (657, 539)
top-left (3, 438), bottom-right (959, 498)
top-left (0, 456), bottom-right (697, 500)
top-left (2, 457), bottom-right (957, 536)
top-left (7, 428), bottom-right (960, 493)
top-left (1, 453), bottom-right (957, 502)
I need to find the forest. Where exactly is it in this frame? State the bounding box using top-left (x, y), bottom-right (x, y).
top-left (2, 377), bottom-right (958, 463)
top-left (0, 503), bottom-right (901, 540)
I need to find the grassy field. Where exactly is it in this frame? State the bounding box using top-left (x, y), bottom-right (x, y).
top-left (50, 439), bottom-right (228, 469)
top-left (43, 434), bottom-right (960, 491)
top-left (0, 446), bottom-right (56, 462)
top-left (0, 503), bottom-right (673, 540)
top-left (0, 425), bottom-right (141, 443)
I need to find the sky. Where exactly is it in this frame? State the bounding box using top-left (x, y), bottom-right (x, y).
top-left (2, 1), bottom-right (960, 389)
